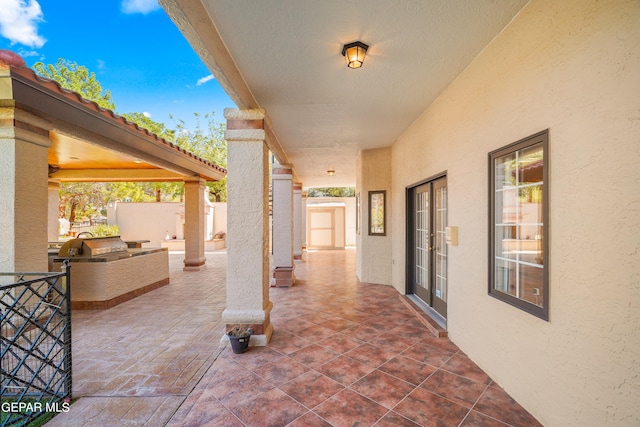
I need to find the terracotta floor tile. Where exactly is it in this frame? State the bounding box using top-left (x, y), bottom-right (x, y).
top-left (227, 388), bottom-right (308, 427)
top-left (441, 353), bottom-right (492, 385)
top-left (419, 334), bottom-right (461, 353)
top-left (378, 354), bottom-right (438, 386)
top-left (345, 342), bottom-right (398, 367)
top-left (210, 370), bottom-right (274, 406)
top-left (315, 354), bottom-right (374, 386)
top-left (368, 330), bottom-right (416, 351)
top-left (460, 410), bottom-right (511, 426)
top-left (421, 369), bottom-right (488, 408)
top-left (170, 392), bottom-right (242, 427)
top-left (57, 251), bottom-right (539, 426)
top-left (349, 369), bottom-right (416, 409)
top-left (286, 411), bottom-right (334, 427)
top-left (313, 388), bottom-right (389, 427)
top-left (290, 343), bottom-right (340, 368)
top-left (316, 332), bottom-right (365, 353)
top-left (253, 357), bottom-right (310, 386)
top-left (229, 346), bottom-right (285, 370)
top-left (280, 370), bottom-right (345, 409)
top-left (473, 383), bottom-right (543, 426)
top-left (394, 387), bottom-right (470, 427)
top-left (401, 340), bottom-right (456, 367)
top-left (267, 331), bottom-right (313, 355)
top-left (298, 323), bottom-right (338, 340)
top-left (374, 411), bottom-right (422, 426)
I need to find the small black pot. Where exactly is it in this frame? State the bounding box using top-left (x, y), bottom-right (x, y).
top-left (228, 332), bottom-right (251, 354)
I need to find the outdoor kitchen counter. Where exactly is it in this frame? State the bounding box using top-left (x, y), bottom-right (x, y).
top-left (52, 247), bottom-right (166, 263)
top-left (52, 247), bottom-right (170, 310)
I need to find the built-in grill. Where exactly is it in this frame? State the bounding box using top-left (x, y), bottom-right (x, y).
top-left (58, 236), bottom-right (128, 258)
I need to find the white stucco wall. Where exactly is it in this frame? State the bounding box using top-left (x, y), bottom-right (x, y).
top-left (389, 0), bottom-right (639, 425)
top-left (107, 200), bottom-right (226, 247)
top-left (357, 147), bottom-right (392, 285)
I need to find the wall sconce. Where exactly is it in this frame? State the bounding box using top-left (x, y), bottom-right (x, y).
top-left (342, 41), bottom-right (369, 69)
top-left (327, 168), bottom-right (336, 176)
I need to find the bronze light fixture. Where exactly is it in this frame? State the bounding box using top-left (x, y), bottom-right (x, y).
top-left (327, 168), bottom-right (336, 176)
top-left (342, 41), bottom-right (369, 69)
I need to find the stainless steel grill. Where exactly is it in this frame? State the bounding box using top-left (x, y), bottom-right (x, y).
top-left (57, 236), bottom-right (128, 258)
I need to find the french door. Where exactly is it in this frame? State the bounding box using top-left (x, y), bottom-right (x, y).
top-left (408, 176), bottom-right (448, 319)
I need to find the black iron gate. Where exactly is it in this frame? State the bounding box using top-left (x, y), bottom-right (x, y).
top-left (0, 266), bottom-right (72, 427)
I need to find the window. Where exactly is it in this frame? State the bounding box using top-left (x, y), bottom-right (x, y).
top-left (489, 130), bottom-right (548, 320)
top-left (368, 190), bottom-right (386, 236)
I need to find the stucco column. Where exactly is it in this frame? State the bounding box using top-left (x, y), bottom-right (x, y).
top-left (48, 180), bottom-right (60, 242)
top-left (183, 177), bottom-right (207, 271)
top-left (0, 114), bottom-right (51, 274)
top-left (271, 165), bottom-right (295, 286)
top-left (293, 182), bottom-right (303, 261)
top-left (222, 108), bottom-right (273, 346)
top-left (301, 191), bottom-right (307, 250)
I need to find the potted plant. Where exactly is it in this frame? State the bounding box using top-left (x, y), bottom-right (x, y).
top-left (227, 326), bottom-right (253, 354)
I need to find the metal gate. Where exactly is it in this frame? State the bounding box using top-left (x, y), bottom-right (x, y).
top-left (1, 266), bottom-right (72, 427)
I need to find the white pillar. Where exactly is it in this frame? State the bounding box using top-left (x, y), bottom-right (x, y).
top-left (301, 191), bottom-right (308, 250)
top-left (0, 116), bottom-right (51, 273)
top-left (183, 178), bottom-right (207, 271)
top-left (222, 108), bottom-right (273, 345)
top-left (271, 165), bottom-right (295, 286)
top-left (48, 180), bottom-right (60, 242)
top-left (293, 182), bottom-right (303, 261)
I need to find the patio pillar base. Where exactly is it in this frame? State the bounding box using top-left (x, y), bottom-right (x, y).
top-left (221, 304), bottom-right (273, 347)
top-left (183, 257), bottom-right (207, 271)
top-left (272, 266), bottom-right (295, 287)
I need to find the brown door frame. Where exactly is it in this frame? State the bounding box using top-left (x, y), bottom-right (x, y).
top-left (406, 172), bottom-right (447, 319)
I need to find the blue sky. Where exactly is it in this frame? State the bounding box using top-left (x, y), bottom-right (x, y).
top-left (0, 0), bottom-right (236, 132)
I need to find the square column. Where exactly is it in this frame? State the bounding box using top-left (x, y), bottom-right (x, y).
top-left (222, 108), bottom-right (273, 346)
top-left (271, 165), bottom-right (295, 286)
top-left (48, 180), bottom-right (60, 242)
top-left (293, 182), bottom-right (303, 261)
top-left (0, 117), bottom-right (51, 274)
top-left (183, 178), bottom-right (207, 271)
top-left (301, 191), bottom-right (307, 251)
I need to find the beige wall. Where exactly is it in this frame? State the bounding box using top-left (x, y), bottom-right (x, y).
top-left (388, 0), bottom-right (640, 425)
top-left (357, 147), bottom-right (392, 285)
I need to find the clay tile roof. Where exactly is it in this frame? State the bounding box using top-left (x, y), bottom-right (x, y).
top-left (0, 50), bottom-right (227, 176)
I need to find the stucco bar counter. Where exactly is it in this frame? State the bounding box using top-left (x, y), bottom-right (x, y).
top-left (52, 246), bottom-right (170, 310)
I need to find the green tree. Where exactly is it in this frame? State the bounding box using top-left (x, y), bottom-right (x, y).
top-left (307, 187), bottom-right (355, 197)
top-left (59, 182), bottom-right (105, 223)
top-left (122, 112), bottom-right (175, 141)
top-left (173, 112), bottom-right (228, 202)
top-left (33, 59), bottom-right (116, 110)
top-left (33, 59), bottom-right (227, 219)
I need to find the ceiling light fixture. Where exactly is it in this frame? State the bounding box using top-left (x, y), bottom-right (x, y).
top-left (342, 41), bottom-right (369, 69)
top-left (327, 168), bottom-right (336, 176)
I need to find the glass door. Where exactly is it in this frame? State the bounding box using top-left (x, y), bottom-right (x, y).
top-left (409, 176), bottom-right (447, 319)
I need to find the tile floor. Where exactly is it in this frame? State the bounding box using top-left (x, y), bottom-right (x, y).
top-left (47, 249), bottom-right (542, 426)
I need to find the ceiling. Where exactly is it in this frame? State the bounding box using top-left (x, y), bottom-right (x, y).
top-left (162, 0), bottom-right (529, 187)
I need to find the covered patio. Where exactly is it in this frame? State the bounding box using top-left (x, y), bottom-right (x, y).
top-left (45, 249), bottom-right (539, 426)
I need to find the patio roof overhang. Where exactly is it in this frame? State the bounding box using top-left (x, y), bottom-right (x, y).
top-left (0, 56), bottom-right (226, 183)
top-left (160, 0), bottom-right (529, 188)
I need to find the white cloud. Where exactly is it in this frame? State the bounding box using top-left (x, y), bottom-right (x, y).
top-left (121, 0), bottom-right (161, 15)
top-left (196, 74), bottom-right (214, 86)
top-left (96, 59), bottom-right (106, 70)
top-left (143, 112), bottom-right (151, 118)
top-left (0, 0), bottom-right (46, 48)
